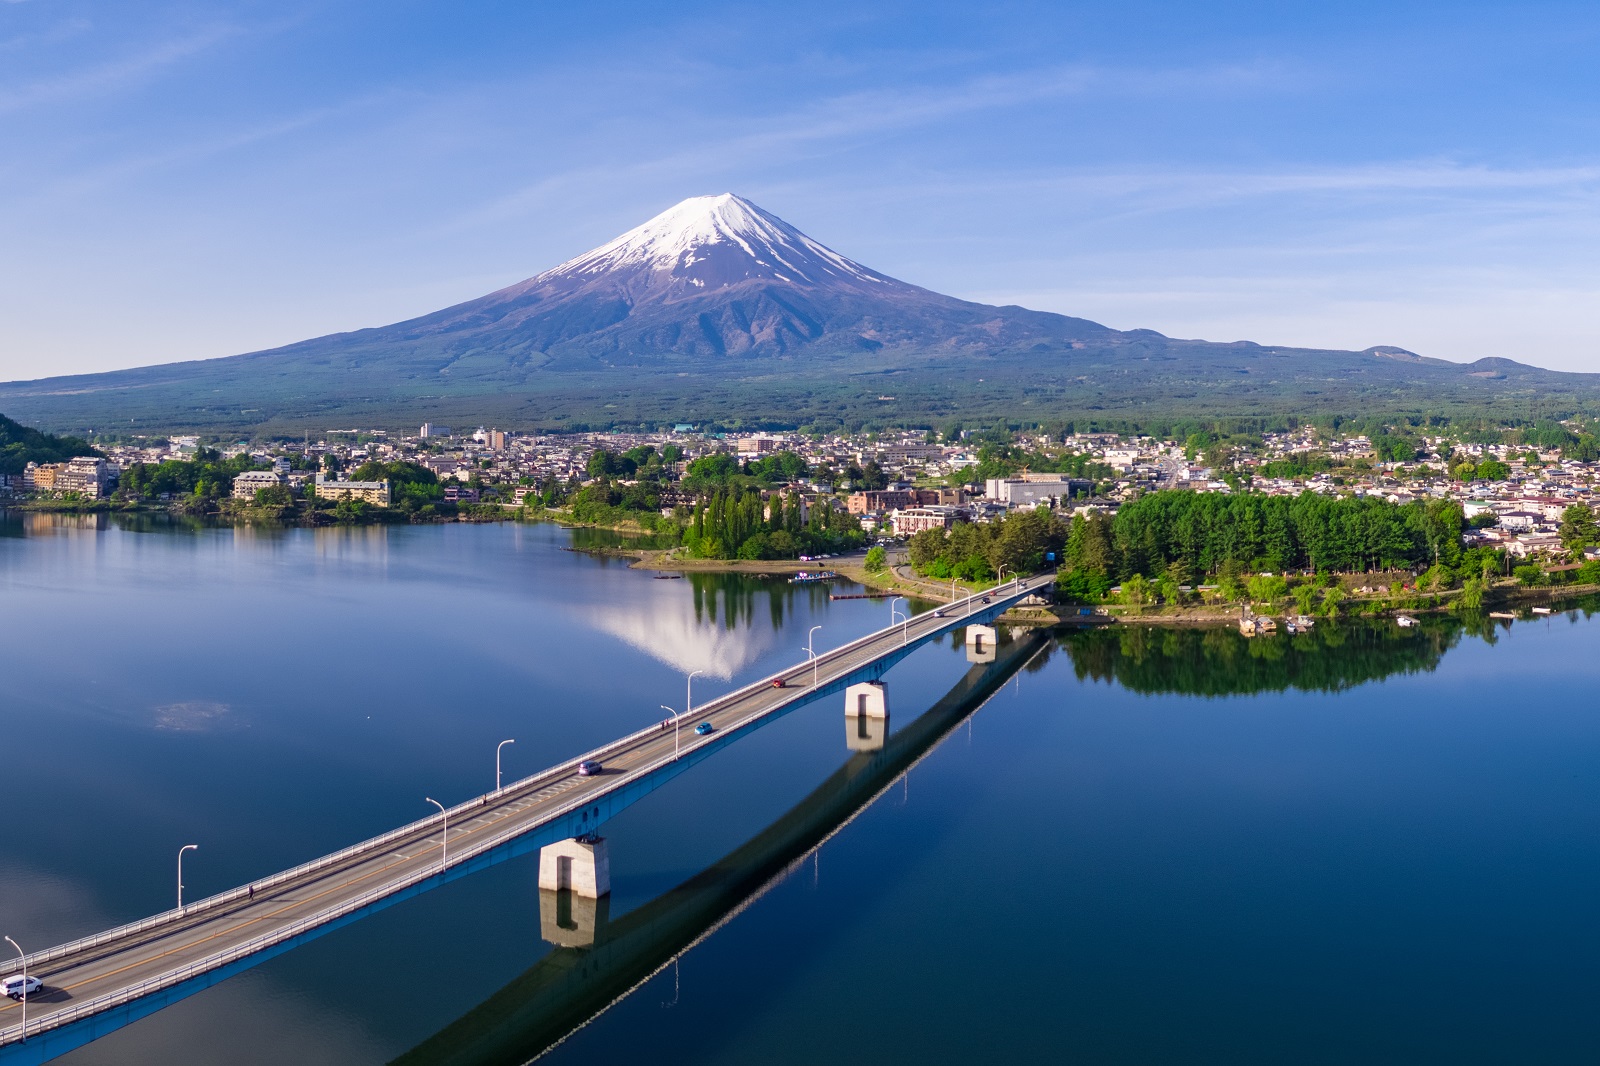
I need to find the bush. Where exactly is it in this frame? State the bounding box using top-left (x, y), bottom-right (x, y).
top-left (1513, 564), bottom-right (1543, 587)
top-left (864, 545), bottom-right (887, 572)
top-left (1246, 574), bottom-right (1289, 607)
top-left (1056, 569), bottom-right (1112, 603)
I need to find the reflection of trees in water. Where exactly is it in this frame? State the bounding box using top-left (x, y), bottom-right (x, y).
top-left (686, 572), bottom-right (833, 632)
top-left (1057, 619), bottom-right (1467, 697)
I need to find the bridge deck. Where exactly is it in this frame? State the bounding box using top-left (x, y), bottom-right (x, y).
top-left (0, 580), bottom-right (1040, 1058)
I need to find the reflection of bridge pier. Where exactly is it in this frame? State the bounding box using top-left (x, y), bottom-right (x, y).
top-left (845, 681), bottom-right (889, 751)
top-left (539, 890), bottom-right (611, 949)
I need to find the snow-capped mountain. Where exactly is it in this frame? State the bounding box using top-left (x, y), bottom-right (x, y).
top-left (533, 193), bottom-right (894, 294)
top-left (8, 191), bottom-right (1554, 435)
top-left (379, 192), bottom-right (1113, 360)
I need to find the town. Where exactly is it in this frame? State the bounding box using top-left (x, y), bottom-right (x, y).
top-left (8, 420), bottom-right (1600, 574)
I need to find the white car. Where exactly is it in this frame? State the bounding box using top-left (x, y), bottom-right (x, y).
top-left (2, 974), bottom-right (41, 999)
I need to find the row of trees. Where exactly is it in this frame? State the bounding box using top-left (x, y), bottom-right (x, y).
top-left (682, 489), bottom-right (865, 560)
top-left (1063, 490), bottom-right (1467, 580)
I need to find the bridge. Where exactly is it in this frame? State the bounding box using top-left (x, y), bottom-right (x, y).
top-left (394, 627), bottom-right (1051, 1066)
top-left (0, 579), bottom-right (1043, 1064)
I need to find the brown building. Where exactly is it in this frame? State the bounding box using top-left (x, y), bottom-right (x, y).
top-left (847, 490), bottom-right (914, 515)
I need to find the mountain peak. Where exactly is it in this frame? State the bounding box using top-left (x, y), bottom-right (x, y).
top-left (534, 193), bottom-right (890, 292)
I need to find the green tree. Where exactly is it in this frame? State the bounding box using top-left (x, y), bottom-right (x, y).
top-left (1246, 573), bottom-right (1289, 608)
top-left (864, 545), bottom-right (887, 572)
top-left (1559, 503), bottom-right (1598, 556)
top-left (1119, 574), bottom-right (1150, 613)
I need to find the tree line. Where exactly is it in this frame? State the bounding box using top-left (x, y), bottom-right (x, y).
top-left (683, 489), bottom-right (865, 560)
top-left (1061, 490), bottom-right (1466, 581)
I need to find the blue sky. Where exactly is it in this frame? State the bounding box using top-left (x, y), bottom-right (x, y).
top-left (4, 0), bottom-right (1600, 380)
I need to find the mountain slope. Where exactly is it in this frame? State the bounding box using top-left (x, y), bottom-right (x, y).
top-left (2, 193), bottom-right (1597, 434)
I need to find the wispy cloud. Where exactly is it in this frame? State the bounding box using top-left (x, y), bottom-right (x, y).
top-left (439, 58), bottom-right (1293, 234)
top-left (0, 23), bottom-right (239, 115)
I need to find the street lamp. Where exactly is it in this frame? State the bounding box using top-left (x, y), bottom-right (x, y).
top-left (496, 738), bottom-right (515, 791)
top-left (686, 670), bottom-right (703, 718)
top-left (807, 625), bottom-right (822, 686)
top-left (661, 705), bottom-right (683, 758)
top-left (177, 844), bottom-right (198, 911)
top-left (891, 596), bottom-right (908, 646)
top-left (4, 936), bottom-right (24, 1042)
top-left (425, 798), bottom-right (447, 866)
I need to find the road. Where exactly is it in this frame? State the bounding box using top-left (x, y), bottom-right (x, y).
top-left (0, 579), bottom-right (1040, 1059)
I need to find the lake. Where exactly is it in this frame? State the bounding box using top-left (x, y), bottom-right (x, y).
top-left (3, 512), bottom-right (1600, 1064)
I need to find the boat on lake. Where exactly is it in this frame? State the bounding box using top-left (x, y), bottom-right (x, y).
top-left (789, 570), bottom-right (839, 584)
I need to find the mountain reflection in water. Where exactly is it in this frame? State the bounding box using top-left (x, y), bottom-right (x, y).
top-left (584, 572), bottom-right (850, 679)
top-left (392, 628), bottom-right (1050, 1066)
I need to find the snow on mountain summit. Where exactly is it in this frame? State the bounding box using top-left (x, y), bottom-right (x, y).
top-left (535, 193), bottom-right (890, 292)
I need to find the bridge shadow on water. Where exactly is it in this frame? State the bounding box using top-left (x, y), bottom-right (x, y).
top-left (390, 628), bottom-right (1051, 1066)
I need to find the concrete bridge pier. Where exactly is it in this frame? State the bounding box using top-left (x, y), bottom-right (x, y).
top-left (965, 624), bottom-right (998, 664)
top-left (538, 836), bottom-right (611, 897)
top-left (845, 681), bottom-right (889, 752)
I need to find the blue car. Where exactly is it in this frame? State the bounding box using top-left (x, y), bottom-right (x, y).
top-left (694, 722), bottom-right (715, 736)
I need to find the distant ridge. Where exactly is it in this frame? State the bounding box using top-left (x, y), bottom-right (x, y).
top-left (2, 193), bottom-right (1597, 434)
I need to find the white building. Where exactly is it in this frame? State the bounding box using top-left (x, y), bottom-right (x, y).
top-left (232, 470), bottom-right (286, 501)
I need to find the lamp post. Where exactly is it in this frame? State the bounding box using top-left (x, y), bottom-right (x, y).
top-left (686, 670), bottom-right (703, 719)
top-left (4, 936), bottom-right (24, 1042)
top-left (177, 844), bottom-right (198, 911)
top-left (425, 798), bottom-right (447, 866)
top-left (660, 705), bottom-right (683, 758)
top-left (807, 625), bottom-right (822, 686)
top-left (891, 596), bottom-right (908, 646)
top-left (496, 738), bottom-right (515, 791)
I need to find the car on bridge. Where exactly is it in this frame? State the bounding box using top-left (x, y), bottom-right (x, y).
top-left (3, 975), bottom-right (41, 1000)
top-left (695, 722), bottom-right (715, 735)
top-left (577, 760), bottom-right (603, 776)
top-left (771, 678), bottom-right (786, 689)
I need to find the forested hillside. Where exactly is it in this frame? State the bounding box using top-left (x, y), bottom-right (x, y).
top-left (0, 411), bottom-right (97, 475)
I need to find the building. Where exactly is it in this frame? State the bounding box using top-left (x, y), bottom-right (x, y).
top-left (24, 462), bottom-right (62, 492)
top-left (892, 506), bottom-right (963, 537)
top-left (986, 476), bottom-right (1089, 507)
top-left (26, 457), bottom-right (110, 497)
top-left (232, 470), bottom-right (286, 501)
top-left (736, 437), bottom-right (778, 456)
top-left (848, 490), bottom-right (915, 515)
top-left (314, 473), bottom-right (390, 506)
top-left (487, 429), bottom-right (507, 451)
top-left (419, 423), bottom-right (453, 439)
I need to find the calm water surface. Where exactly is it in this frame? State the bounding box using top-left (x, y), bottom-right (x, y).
top-left (3, 512), bottom-right (1600, 1064)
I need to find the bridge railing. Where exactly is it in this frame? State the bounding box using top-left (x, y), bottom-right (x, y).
top-left (0, 579), bottom-right (1031, 982)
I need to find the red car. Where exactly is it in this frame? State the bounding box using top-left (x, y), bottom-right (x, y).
top-left (771, 678), bottom-right (787, 689)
